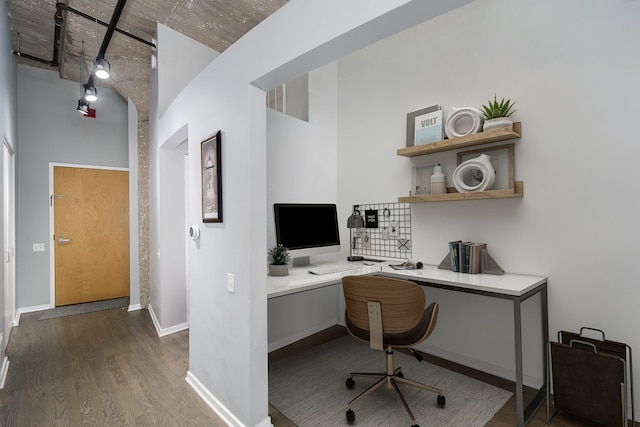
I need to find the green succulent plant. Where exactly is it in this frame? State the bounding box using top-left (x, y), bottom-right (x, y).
top-left (481, 94), bottom-right (517, 120)
top-left (268, 244), bottom-right (290, 265)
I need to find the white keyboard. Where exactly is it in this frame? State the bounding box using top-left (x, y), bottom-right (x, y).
top-left (308, 263), bottom-right (359, 275)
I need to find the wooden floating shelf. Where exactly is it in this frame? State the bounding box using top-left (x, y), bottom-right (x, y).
top-left (397, 122), bottom-right (521, 157)
top-left (399, 181), bottom-right (523, 203)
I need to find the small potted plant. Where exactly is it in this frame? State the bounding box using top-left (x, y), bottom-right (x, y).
top-left (480, 94), bottom-right (517, 131)
top-left (268, 244), bottom-right (291, 276)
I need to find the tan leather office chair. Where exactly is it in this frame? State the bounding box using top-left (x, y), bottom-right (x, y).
top-left (342, 275), bottom-right (445, 427)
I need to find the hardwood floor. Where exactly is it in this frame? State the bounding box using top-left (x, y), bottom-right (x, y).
top-left (1, 310), bottom-right (631, 427)
top-left (0, 308), bottom-right (225, 427)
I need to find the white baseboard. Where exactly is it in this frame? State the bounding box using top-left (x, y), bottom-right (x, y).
top-left (147, 304), bottom-right (189, 337)
top-left (0, 357), bottom-right (9, 389)
top-left (15, 303), bottom-right (54, 325)
top-left (128, 303), bottom-right (142, 312)
top-left (268, 320), bottom-right (336, 352)
top-left (186, 371), bottom-right (272, 427)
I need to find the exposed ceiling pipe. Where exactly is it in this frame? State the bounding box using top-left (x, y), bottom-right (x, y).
top-left (96, 0), bottom-right (127, 61)
top-left (81, 0), bottom-right (127, 102)
top-left (12, 49), bottom-right (55, 66)
top-left (11, 5), bottom-right (64, 67)
top-left (58, 3), bottom-right (155, 48)
top-left (12, 1), bottom-right (155, 67)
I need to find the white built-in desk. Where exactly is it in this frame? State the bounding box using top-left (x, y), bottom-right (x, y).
top-left (267, 261), bottom-right (380, 298)
top-left (267, 261), bottom-right (548, 427)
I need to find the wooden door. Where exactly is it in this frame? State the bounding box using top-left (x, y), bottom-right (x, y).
top-left (54, 166), bottom-right (130, 306)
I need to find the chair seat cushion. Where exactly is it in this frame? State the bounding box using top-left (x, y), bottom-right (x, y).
top-left (346, 302), bottom-right (436, 348)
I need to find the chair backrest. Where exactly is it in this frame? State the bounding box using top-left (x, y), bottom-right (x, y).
top-left (342, 275), bottom-right (438, 348)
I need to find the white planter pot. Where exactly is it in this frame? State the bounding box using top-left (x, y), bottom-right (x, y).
top-left (269, 264), bottom-right (289, 276)
top-left (482, 117), bottom-right (513, 132)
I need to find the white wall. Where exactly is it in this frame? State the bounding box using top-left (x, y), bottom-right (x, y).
top-left (266, 63), bottom-right (341, 351)
top-left (148, 24), bottom-right (219, 333)
top-left (152, 1), bottom-right (472, 425)
top-left (336, 0), bottom-right (640, 394)
top-left (157, 23), bottom-right (220, 117)
top-left (266, 63), bottom-right (339, 249)
top-left (0, 0), bottom-right (18, 367)
top-left (16, 66), bottom-right (129, 309)
top-left (127, 99), bottom-right (140, 309)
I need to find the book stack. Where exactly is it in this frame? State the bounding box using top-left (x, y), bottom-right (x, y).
top-left (447, 241), bottom-right (487, 274)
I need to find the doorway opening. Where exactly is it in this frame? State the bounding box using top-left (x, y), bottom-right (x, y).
top-left (150, 127), bottom-right (189, 335)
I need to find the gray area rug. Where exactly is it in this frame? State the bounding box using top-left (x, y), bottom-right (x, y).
top-left (38, 297), bottom-right (129, 320)
top-left (269, 335), bottom-right (511, 426)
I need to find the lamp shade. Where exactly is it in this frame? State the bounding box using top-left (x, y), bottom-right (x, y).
top-left (83, 83), bottom-right (97, 102)
top-left (347, 211), bottom-right (364, 228)
top-left (94, 57), bottom-right (110, 79)
top-left (77, 99), bottom-right (90, 115)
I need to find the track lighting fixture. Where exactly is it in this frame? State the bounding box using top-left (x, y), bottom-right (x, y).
top-left (77, 99), bottom-right (90, 115)
top-left (94, 56), bottom-right (110, 79)
top-left (83, 82), bottom-right (97, 102)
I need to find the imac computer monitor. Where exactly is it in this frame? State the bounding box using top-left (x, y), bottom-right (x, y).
top-left (273, 203), bottom-right (340, 265)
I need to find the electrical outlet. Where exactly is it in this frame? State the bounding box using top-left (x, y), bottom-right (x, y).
top-left (227, 273), bottom-right (235, 294)
top-left (33, 243), bottom-right (45, 252)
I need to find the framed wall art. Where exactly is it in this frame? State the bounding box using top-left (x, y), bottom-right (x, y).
top-left (456, 143), bottom-right (515, 190)
top-left (411, 163), bottom-right (438, 196)
top-left (201, 130), bottom-right (223, 223)
top-left (406, 104), bottom-right (442, 147)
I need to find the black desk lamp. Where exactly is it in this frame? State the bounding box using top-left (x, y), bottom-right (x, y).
top-left (347, 209), bottom-right (365, 261)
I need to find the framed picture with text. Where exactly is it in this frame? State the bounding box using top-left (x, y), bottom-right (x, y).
top-left (411, 163), bottom-right (438, 196)
top-left (201, 130), bottom-right (223, 223)
top-left (406, 104), bottom-right (442, 147)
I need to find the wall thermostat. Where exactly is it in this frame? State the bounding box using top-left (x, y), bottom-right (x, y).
top-left (189, 225), bottom-right (200, 240)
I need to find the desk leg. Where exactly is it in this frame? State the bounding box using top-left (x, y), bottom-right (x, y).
top-left (515, 286), bottom-right (549, 427)
top-left (541, 286), bottom-right (550, 422)
top-left (514, 297), bottom-right (525, 427)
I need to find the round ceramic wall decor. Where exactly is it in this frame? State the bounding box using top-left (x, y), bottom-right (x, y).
top-left (444, 107), bottom-right (484, 139)
top-left (452, 154), bottom-right (496, 192)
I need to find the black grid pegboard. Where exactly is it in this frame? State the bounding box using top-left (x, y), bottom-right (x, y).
top-left (350, 202), bottom-right (411, 260)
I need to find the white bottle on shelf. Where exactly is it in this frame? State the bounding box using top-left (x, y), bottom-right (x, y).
top-left (431, 164), bottom-right (446, 194)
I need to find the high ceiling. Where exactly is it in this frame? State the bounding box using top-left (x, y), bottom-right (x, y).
top-left (6, 0), bottom-right (289, 115)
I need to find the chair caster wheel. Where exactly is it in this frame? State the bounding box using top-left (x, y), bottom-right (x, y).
top-left (345, 377), bottom-right (355, 389)
top-left (411, 424), bottom-right (420, 427)
top-left (346, 409), bottom-right (355, 423)
top-left (397, 371), bottom-right (404, 378)
top-left (437, 395), bottom-right (446, 407)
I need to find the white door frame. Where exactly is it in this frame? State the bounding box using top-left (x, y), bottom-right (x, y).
top-left (3, 136), bottom-right (16, 347)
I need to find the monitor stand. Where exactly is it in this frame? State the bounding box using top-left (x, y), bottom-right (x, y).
top-left (292, 256), bottom-right (311, 267)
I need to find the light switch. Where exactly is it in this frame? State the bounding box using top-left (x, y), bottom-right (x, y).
top-left (33, 243), bottom-right (45, 252)
top-left (227, 273), bottom-right (235, 294)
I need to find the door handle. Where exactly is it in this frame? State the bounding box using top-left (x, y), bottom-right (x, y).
top-left (58, 234), bottom-right (72, 243)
